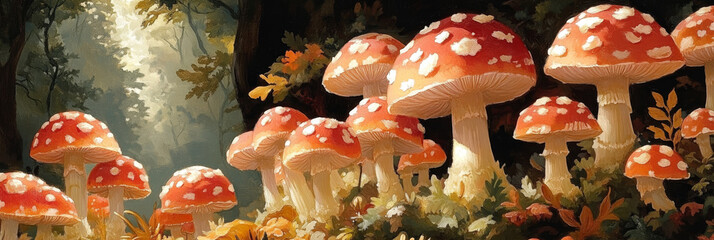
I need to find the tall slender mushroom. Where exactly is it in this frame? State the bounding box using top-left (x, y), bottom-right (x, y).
top-left (30, 111), bottom-right (121, 237)
top-left (283, 118), bottom-right (361, 221)
top-left (544, 5), bottom-right (685, 170)
top-left (227, 131), bottom-right (284, 210)
top-left (514, 96), bottom-right (602, 198)
top-left (682, 108), bottom-right (714, 160)
top-left (398, 139), bottom-right (447, 192)
top-left (87, 156), bottom-right (151, 238)
top-left (625, 145), bottom-right (689, 211)
top-left (387, 13), bottom-right (536, 202)
top-left (160, 166), bottom-right (237, 235)
top-left (672, 6), bottom-right (714, 109)
top-left (347, 97), bottom-right (424, 200)
top-left (154, 209), bottom-right (193, 239)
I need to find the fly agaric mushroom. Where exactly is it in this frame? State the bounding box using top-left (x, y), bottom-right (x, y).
top-left (154, 209), bottom-right (193, 238)
top-left (227, 130), bottom-right (285, 211)
top-left (347, 97), bottom-right (424, 200)
top-left (0, 172), bottom-right (79, 240)
top-left (544, 5), bottom-right (685, 170)
top-left (397, 139), bottom-right (447, 193)
top-left (88, 194), bottom-right (109, 224)
top-left (283, 117), bottom-right (361, 220)
top-left (625, 145), bottom-right (689, 211)
top-left (387, 13), bottom-right (536, 201)
top-left (87, 156), bottom-right (151, 238)
top-left (160, 166), bottom-right (237, 235)
top-left (29, 111), bottom-right (121, 237)
top-left (514, 96), bottom-right (602, 198)
top-left (672, 6), bottom-right (714, 109)
top-left (682, 108), bottom-right (714, 160)
top-left (324, 33), bottom-right (405, 97)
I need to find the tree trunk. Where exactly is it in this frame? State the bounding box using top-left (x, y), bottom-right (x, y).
top-left (232, 0), bottom-right (263, 127)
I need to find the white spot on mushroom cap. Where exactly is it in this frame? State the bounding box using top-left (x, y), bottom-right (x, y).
top-left (677, 161), bottom-right (688, 170)
top-left (349, 108), bottom-right (358, 116)
top-left (77, 122), bottom-right (94, 133)
top-left (419, 21), bottom-right (441, 35)
top-left (612, 50), bottom-right (631, 60)
top-left (50, 114), bottom-right (60, 122)
top-left (417, 123), bottom-right (425, 133)
top-left (434, 31), bottom-right (450, 44)
top-left (65, 135), bottom-right (75, 144)
top-left (625, 32), bottom-right (642, 43)
top-left (642, 13), bottom-right (655, 23)
top-left (577, 108), bottom-right (586, 114)
top-left (332, 51), bottom-right (342, 62)
top-left (647, 46), bottom-right (672, 59)
top-left (557, 108), bottom-right (568, 114)
top-left (634, 152), bottom-right (650, 164)
top-left (548, 45), bottom-right (567, 57)
top-left (367, 103), bottom-right (382, 112)
top-left (409, 49), bottom-right (423, 62)
top-left (500, 55), bottom-right (512, 62)
top-left (332, 66), bottom-right (344, 78)
top-left (140, 174), bottom-right (148, 182)
top-left (183, 193), bottom-right (195, 200)
top-left (451, 13), bottom-right (467, 22)
top-left (557, 29), bottom-right (570, 39)
top-left (52, 122), bottom-right (63, 132)
top-left (260, 116), bottom-right (271, 126)
top-left (472, 14), bottom-right (494, 23)
top-left (319, 137), bottom-right (328, 143)
top-left (488, 58), bottom-right (498, 65)
top-left (575, 17), bottom-right (604, 33)
top-left (612, 7), bottom-right (635, 20)
top-left (41, 122), bottom-right (49, 129)
top-left (128, 172), bottom-right (135, 180)
top-left (404, 128), bottom-right (413, 134)
top-left (491, 31), bottom-right (515, 43)
top-left (450, 38), bottom-right (481, 56)
top-left (382, 120), bottom-right (399, 129)
top-left (524, 115), bottom-right (533, 122)
top-left (387, 70), bottom-right (396, 85)
top-left (582, 35), bottom-right (602, 50)
top-left (5, 179), bottom-right (26, 194)
top-left (324, 119), bottom-right (338, 129)
top-left (387, 44), bottom-right (398, 53)
top-left (418, 53), bottom-right (439, 76)
top-left (213, 186), bottom-right (223, 196)
top-left (658, 159), bottom-right (671, 167)
top-left (45, 139), bottom-right (51, 145)
top-left (33, 139), bottom-right (38, 148)
top-left (302, 125), bottom-right (316, 136)
top-left (659, 146), bottom-right (674, 156)
top-left (363, 56), bottom-right (377, 65)
top-left (586, 4), bottom-right (610, 13)
top-left (342, 129), bottom-right (355, 144)
top-left (359, 98), bottom-right (369, 106)
top-left (348, 59), bottom-right (359, 69)
top-left (281, 114), bottom-right (292, 123)
top-left (537, 107), bottom-right (549, 115)
top-left (45, 193), bottom-right (56, 202)
top-left (401, 79), bottom-right (415, 91)
top-left (698, 30), bottom-right (707, 37)
top-left (110, 167), bottom-right (120, 176)
top-left (100, 122), bottom-right (108, 129)
top-left (400, 41), bottom-right (414, 54)
top-left (117, 159), bottom-right (125, 166)
top-left (533, 97), bottom-right (551, 106)
top-left (63, 112), bottom-right (80, 120)
top-left (556, 96), bottom-right (572, 105)
top-left (633, 24), bottom-right (653, 34)
top-left (348, 41), bottom-right (370, 54)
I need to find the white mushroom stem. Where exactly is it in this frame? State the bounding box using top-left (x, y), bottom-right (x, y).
top-left (635, 177), bottom-right (676, 211)
top-left (542, 138), bottom-right (579, 198)
top-left (35, 225), bottom-right (52, 240)
top-left (706, 62), bottom-right (714, 109)
top-left (417, 169), bottom-right (430, 188)
top-left (284, 167), bottom-right (316, 219)
top-left (400, 173), bottom-right (414, 194)
top-left (361, 160), bottom-right (377, 184)
top-left (312, 171), bottom-right (340, 221)
top-left (259, 158), bottom-right (283, 210)
top-left (362, 83), bottom-right (382, 97)
top-left (593, 80), bottom-right (636, 170)
top-left (696, 134), bottom-right (713, 160)
top-left (330, 169), bottom-right (345, 196)
top-left (106, 187), bottom-right (126, 238)
top-left (444, 93), bottom-right (511, 202)
top-left (373, 140), bottom-right (405, 200)
top-left (0, 219), bottom-right (19, 240)
top-left (190, 212), bottom-right (212, 236)
top-left (63, 152), bottom-right (90, 237)
top-left (168, 226), bottom-right (182, 238)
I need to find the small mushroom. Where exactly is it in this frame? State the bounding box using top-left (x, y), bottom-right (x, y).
top-left (87, 156), bottom-right (151, 238)
top-left (159, 166), bottom-right (237, 235)
top-left (154, 209), bottom-right (193, 238)
top-left (87, 194), bottom-right (109, 225)
top-left (625, 145), bottom-right (689, 211)
top-left (672, 6), bottom-right (714, 109)
top-left (682, 108), bottom-right (714, 160)
top-left (227, 131), bottom-right (285, 211)
top-left (398, 139), bottom-right (447, 194)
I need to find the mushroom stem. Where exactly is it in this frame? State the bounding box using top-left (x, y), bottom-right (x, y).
top-left (593, 80), bottom-right (636, 170)
top-left (444, 92), bottom-right (511, 202)
top-left (543, 138), bottom-right (579, 198)
top-left (361, 160), bottom-right (377, 184)
top-left (696, 134), bottom-right (713, 160)
top-left (259, 159), bottom-right (283, 211)
top-left (63, 152), bottom-right (90, 237)
top-left (373, 140), bottom-right (405, 200)
top-left (312, 171), bottom-right (340, 221)
top-left (330, 169), bottom-right (346, 196)
top-left (636, 177), bottom-right (676, 211)
top-left (190, 212), bottom-right (212, 236)
top-left (706, 61), bottom-right (714, 109)
top-left (362, 83), bottom-right (382, 97)
top-left (168, 226), bottom-right (182, 238)
top-left (35, 225), bottom-right (52, 240)
top-left (284, 166), bottom-right (316, 219)
top-left (401, 173), bottom-right (414, 194)
top-left (417, 169), bottom-right (430, 188)
top-left (106, 187), bottom-right (126, 238)
top-left (0, 219), bottom-right (19, 240)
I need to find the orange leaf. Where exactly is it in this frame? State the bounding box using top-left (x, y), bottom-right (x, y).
top-left (303, 43), bottom-right (324, 62)
top-left (673, 109), bottom-right (683, 129)
top-left (579, 206), bottom-right (595, 235)
top-left (527, 203), bottom-right (553, 220)
top-left (680, 202), bottom-right (704, 216)
top-left (647, 126), bottom-right (667, 141)
top-left (541, 184), bottom-right (562, 209)
top-left (649, 107), bottom-right (669, 121)
top-left (599, 189), bottom-right (613, 219)
top-left (559, 209), bottom-right (580, 228)
top-left (248, 86), bottom-right (273, 101)
top-left (652, 91), bottom-right (666, 108)
top-left (667, 89), bottom-right (678, 110)
top-left (281, 50), bottom-right (304, 73)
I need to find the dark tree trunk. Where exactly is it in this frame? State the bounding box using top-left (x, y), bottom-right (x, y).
top-left (232, 0), bottom-right (263, 128)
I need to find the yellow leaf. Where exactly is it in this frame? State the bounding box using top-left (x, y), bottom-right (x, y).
top-left (667, 89), bottom-right (678, 110)
top-left (260, 74), bottom-right (288, 85)
top-left (648, 126), bottom-right (667, 141)
top-left (652, 92), bottom-right (665, 108)
top-left (673, 109), bottom-right (683, 129)
top-left (673, 130), bottom-right (682, 148)
top-left (648, 107), bottom-right (669, 121)
top-left (249, 86), bottom-right (273, 101)
top-left (661, 123), bottom-right (672, 136)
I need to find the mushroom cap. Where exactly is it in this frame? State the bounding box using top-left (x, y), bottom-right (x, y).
top-left (253, 107), bottom-right (309, 156)
top-left (672, 6), bottom-right (714, 66)
top-left (514, 96), bottom-right (602, 143)
top-left (0, 172), bottom-right (79, 226)
top-left (87, 156), bottom-right (151, 200)
top-left (624, 145), bottom-right (689, 180)
top-left (323, 33), bottom-right (405, 96)
top-left (346, 96), bottom-right (424, 156)
top-left (181, 221), bottom-right (195, 234)
top-left (397, 139), bottom-right (447, 174)
top-left (88, 194), bottom-right (110, 219)
top-left (30, 111), bottom-right (122, 164)
top-left (226, 131), bottom-right (261, 170)
top-left (160, 166), bottom-right (237, 214)
top-left (682, 108), bottom-right (714, 138)
top-left (387, 13), bottom-right (537, 119)
top-left (283, 118), bottom-right (362, 175)
top-left (155, 209), bottom-right (193, 227)
top-left (544, 4), bottom-right (684, 84)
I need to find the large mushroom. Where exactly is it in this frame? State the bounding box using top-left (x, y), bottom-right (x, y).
top-left (544, 5), bottom-right (685, 169)
top-left (87, 156), bottom-right (151, 238)
top-left (29, 111), bottom-right (121, 237)
top-left (0, 172), bottom-right (79, 240)
top-left (154, 209), bottom-right (193, 239)
top-left (347, 97), bottom-right (424, 200)
top-left (160, 166), bottom-right (237, 235)
top-left (625, 145), bottom-right (689, 211)
top-left (514, 96), bottom-right (601, 198)
top-left (387, 13), bottom-right (536, 201)
top-left (672, 6), bottom-right (714, 109)
top-left (682, 108), bottom-right (714, 160)
top-left (227, 131), bottom-right (285, 210)
top-left (397, 139), bottom-right (447, 193)
top-left (283, 118), bottom-right (361, 221)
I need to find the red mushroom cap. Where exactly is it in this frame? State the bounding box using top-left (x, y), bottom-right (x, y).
top-left (387, 13), bottom-right (537, 119)
top-left (514, 96), bottom-right (602, 143)
top-left (87, 156), bottom-right (151, 200)
top-left (226, 131), bottom-right (260, 170)
top-left (397, 139), bottom-right (447, 173)
top-left (323, 33), bottom-right (405, 96)
top-left (181, 221), bottom-right (195, 234)
top-left (544, 4), bottom-right (684, 84)
top-left (253, 107), bottom-right (309, 156)
top-left (347, 96), bottom-right (424, 156)
top-left (672, 6), bottom-right (714, 66)
top-left (30, 111), bottom-right (121, 164)
top-left (155, 209), bottom-right (193, 227)
top-left (682, 108), bottom-right (714, 138)
top-left (160, 166), bottom-right (237, 214)
top-left (625, 145), bottom-right (689, 180)
top-left (88, 194), bottom-right (109, 219)
top-left (0, 172), bottom-right (79, 225)
top-left (283, 118), bottom-right (361, 175)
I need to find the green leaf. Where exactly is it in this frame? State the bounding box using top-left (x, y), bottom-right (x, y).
top-left (281, 31), bottom-right (308, 51)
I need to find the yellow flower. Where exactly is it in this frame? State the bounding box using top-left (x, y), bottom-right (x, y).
top-left (258, 217), bottom-right (295, 240)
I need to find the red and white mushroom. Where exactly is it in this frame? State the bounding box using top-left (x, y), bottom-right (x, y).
top-left (0, 172), bottom-right (79, 240)
top-left (545, 5), bottom-right (685, 170)
top-left (397, 139), bottom-right (447, 193)
top-left (87, 156), bottom-right (151, 238)
top-left (227, 130), bottom-right (285, 211)
top-left (682, 108), bottom-right (714, 159)
top-left (88, 194), bottom-right (109, 224)
top-left (347, 97), bottom-right (423, 200)
top-left (672, 6), bottom-right (714, 109)
top-left (29, 111), bottom-right (121, 237)
top-left (625, 145), bottom-right (689, 211)
top-left (283, 117), bottom-right (361, 221)
top-left (514, 96), bottom-right (602, 198)
top-left (160, 166), bottom-right (237, 235)
top-left (387, 13), bottom-right (536, 201)
top-left (154, 209), bottom-right (193, 238)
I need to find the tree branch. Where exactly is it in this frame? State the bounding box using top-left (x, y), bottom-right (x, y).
top-left (205, 0), bottom-right (238, 19)
top-left (15, 82), bottom-right (40, 105)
